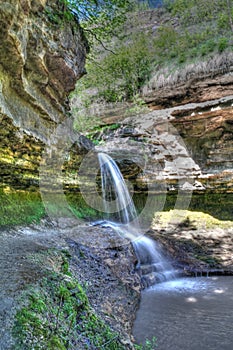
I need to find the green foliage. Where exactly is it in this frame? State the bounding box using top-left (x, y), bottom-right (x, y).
top-left (166, 0), bottom-right (233, 30)
top-left (151, 20), bottom-right (231, 65)
top-left (72, 105), bottom-right (102, 133)
top-left (125, 95), bottom-right (149, 116)
top-left (75, 32), bottom-right (153, 103)
top-left (153, 25), bottom-right (178, 52)
top-left (82, 122), bottom-right (121, 145)
top-left (46, 0), bottom-right (132, 48)
top-left (218, 37), bottom-right (229, 52)
top-left (79, 0), bottom-right (132, 47)
top-left (71, 0), bottom-right (233, 113)
top-left (218, 12), bottom-right (230, 29)
top-left (69, 0), bottom-right (233, 135)
top-left (134, 337), bottom-right (157, 350)
top-left (159, 0), bottom-right (232, 65)
top-left (87, 123), bottom-right (121, 136)
top-left (13, 269), bottom-right (125, 349)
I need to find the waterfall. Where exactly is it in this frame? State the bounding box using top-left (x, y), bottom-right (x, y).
top-left (98, 152), bottom-right (138, 226)
top-left (98, 152), bottom-right (176, 285)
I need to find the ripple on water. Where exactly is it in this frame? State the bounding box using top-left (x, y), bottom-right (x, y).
top-left (133, 277), bottom-right (233, 350)
top-left (147, 277), bottom-right (212, 293)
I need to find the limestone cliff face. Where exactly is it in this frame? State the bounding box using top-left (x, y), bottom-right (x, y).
top-left (139, 54), bottom-right (233, 190)
top-left (171, 101), bottom-right (233, 190)
top-left (93, 77), bottom-right (233, 192)
top-left (143, 64), bottom-right (233, 191)
top-left (143, 62), bottom-right (233, 109)
top-left (0, 0), bottom-right (89, 189)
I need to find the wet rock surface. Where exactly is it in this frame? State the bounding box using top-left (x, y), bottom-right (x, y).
top-left (0, 221), bottom-right (141, 349)
top-left (149, 219), bottom-right (233, 276)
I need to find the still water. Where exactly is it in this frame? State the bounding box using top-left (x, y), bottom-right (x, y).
top-left (133, 277), bottom-right (233, 350)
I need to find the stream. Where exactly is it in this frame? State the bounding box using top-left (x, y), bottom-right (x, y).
top-left (133, 276), bottom-right (233, 350)
top-left (96, 153), bottom-right (232, 350)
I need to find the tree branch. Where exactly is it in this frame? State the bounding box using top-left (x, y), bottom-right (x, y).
top-left (84, 28), bottom-right (116, 54)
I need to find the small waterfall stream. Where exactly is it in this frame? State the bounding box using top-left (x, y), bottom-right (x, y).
top-left (98, 152), bottom-right (176, 286)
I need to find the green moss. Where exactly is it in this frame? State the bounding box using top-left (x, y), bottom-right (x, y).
top-left (0, 188), bottom-right (45, 227)
top-left (194, 255), bottom-right (219, 265)
top-left (0, 188), bottom-right (102, 227)
top-left (134, 192), bottom-right (233, 222)
top-left (66, 192), bottom-right (101, 220)
top-left (153, 209), bottom-right (232, 230)
top-left (12, 252), bottom-right (125, 350)
top-left (47, 336), bottom-right (66, 350)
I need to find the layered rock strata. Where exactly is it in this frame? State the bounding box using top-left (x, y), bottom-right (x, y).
top-left (0, 0), bottom-right (89, 189)
top-left (95, 96), bottom-right (232, 192)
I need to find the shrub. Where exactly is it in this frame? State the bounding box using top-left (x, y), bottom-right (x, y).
top-left (71, 0), bottom-right (233, 116)
top-left (218, 37), bottom-right (228, 52)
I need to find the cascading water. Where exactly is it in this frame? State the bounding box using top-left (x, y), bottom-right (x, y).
top-left (98, 152), bottom-right (176, 286)
top-left (98, 152), bottom-right (138, 227)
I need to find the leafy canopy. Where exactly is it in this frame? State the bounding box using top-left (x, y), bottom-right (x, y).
top-left (61, 0), bottom-right (132, 46)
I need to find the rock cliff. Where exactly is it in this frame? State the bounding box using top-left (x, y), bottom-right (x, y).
top-left (93, 62), bottom-right (233, 192)
top-left (0, 0), bottom-right (89, 189)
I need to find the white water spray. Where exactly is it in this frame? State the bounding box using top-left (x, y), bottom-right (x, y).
top-left (98, 152), bottom-right (176, 285)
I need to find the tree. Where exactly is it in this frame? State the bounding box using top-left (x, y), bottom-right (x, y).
top-left (76, 32), bottom-right (153, 102)
top-left (59, 0), bottom-right (132, 47)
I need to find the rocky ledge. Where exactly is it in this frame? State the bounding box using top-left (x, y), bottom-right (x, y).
top-left (0, 221), bottom-right (141, 349)
top-left (95, 95), bottom-right (233, 192)
top-left (148, 210), bottom-right (233, 276)
top-left (85, 52), bottom-right (233, 192)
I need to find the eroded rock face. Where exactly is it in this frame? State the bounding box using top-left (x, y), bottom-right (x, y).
top-left (95, 95), bottom-right (233, 192)
top-left (144, 73), bottom-right (233, 109)
top-left (0, 0), bottom-right (89, 189)
top-left (88, 51), bottom-right (233, 192)
top-left (143, 53), bottom-right (233, 109)
top-left (149, 223), bottom-right (233, 276)
top-left (172, 102), bottom-right (233, 191)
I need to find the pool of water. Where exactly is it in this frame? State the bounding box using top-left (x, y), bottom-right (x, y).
top-left (133, 277), bottom-right (233, 350)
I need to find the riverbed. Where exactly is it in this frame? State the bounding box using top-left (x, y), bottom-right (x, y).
top-left (133, 276), bottom-right (233, 350)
